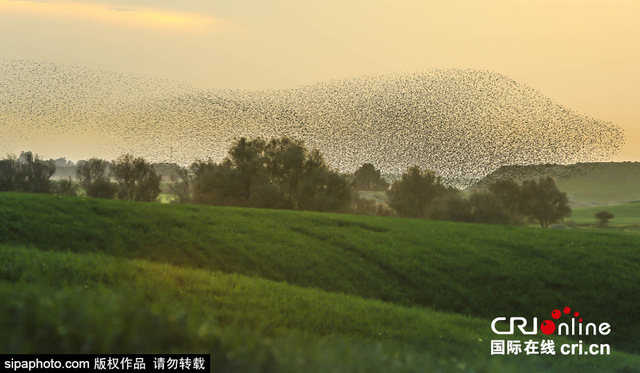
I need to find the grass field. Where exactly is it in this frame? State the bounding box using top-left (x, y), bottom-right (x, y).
top-left (1, 192), bottom-right (639, 371)
top-left (473, 162), bottom-right (640, 207)
top-left (555, 165), bottom-right (640, 206)
top-left (570, 202), bottom-right (640, 228)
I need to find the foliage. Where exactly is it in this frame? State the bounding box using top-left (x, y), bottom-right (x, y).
top-left (467, 191), bottom-right (513, 224)
top-left (191, 159), bottom-right (245, 206)
top-left (387, 166), bottom-right (449, 218)
top-left (487, 179), bottom-right (524, 224)
top-left (520, 177), bottom-right (572, 227)
top-left (168, 166), bottom-right (191, 204)
top-left (595, 211), bottom-right (615, 227)
top-left (460, 178), bottom-right (570, 227)
top-left (24, 156), bottom-right (56, 193)
top-left (353, 163), bottom-right (389, 191)
top-left (428, 190), bottom-right (471, 222)
top-left (0, 154), bottom-right (55, 193)
top-left (351, 196), bottom-right (397, 217)
top-left (111, 154), bottom-right (162, 202)
top-left (461, 179), bottom-right (527, 225)
top-left (192, 137), bottom-right (351, 213)
top-left (53, 177), bottom-right (78, 197)
top-left (76, 158), bottom-right (117, 199)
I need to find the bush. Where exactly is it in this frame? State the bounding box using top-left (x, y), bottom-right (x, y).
top-left (430, 192), bottom-right (472, 222)
top-left (192, 137), bottom-right (352, 213)
top-left (387, 166), bottom-right (448, 218)
top-left (53, 178), bottom-right (78, 197)
top-left (0, 158), bottom-right (21, 192)
top-left (468, 191), bottom-right (513, 225)
top-left (351, 197), bottom-right (397, 217)
top-left (168, 166), bottom-right (191, 204)
top-left (76, 158), bottom-right (116, 199)
top-left (87, 179), bottom-right (118, 199)
top-left (353, 163), bottom-right (389, 191)
top-left (111, 155), bottom-right (161, 202)
top-left (0, 155), bottom-right (55, 194)
top-left (595, 211), bottom-right (614, 227)
top-left (520, 177), bottom-right (571, 228)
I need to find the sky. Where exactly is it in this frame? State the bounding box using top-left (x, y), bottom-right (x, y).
top-left (1, 0), bottom-right (639, 160)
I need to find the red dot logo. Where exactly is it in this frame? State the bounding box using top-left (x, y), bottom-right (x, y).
top-left (579, 318), bottom-right (583, 323)
top-left (574, 312), bottom-right (579, 317)
top-left (541, 320), bottom-right (556, 335)
top-left (551, 309), bottom-right (561, 319)
top-left (563, 307), bottom-right (571, 314)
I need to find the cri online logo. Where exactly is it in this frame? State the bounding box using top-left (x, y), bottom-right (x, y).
top-left (491, 307), bottom-right (611, 336)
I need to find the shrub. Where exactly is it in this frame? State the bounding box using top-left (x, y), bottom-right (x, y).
top-left (76, 158), bottom-right (117, 199)
top-left (387, 166), bottom-right (448, 218)
top-left (111, 155), bottom-right (161, 202)
top-left (53, 178), bottom-right (78, 197)
top-left (595, 211), bottom-right (614, 227)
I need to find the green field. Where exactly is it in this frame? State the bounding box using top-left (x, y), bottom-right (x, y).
top-left (474, 162), bottom-right (640, 207)
top-left (1, 193), bottom-right (640, 371)
top-left (571, 202), bottom-right (640, 228)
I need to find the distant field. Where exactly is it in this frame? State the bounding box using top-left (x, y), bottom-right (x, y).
top-left (557, 176), bottom-right (640, 208)
top-left (1, 193), bottom-right (639, 371)
top-left (570, 202), bottom-right (640, 227)
top-left (474, 162), bottom-right (640, 207)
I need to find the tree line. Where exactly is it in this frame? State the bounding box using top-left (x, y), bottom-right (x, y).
top-left (188, 137), bottom-right (351, 212)
top-left (0, 152), bottom-right (56, 194)
top-left (387, 166), bottom-right (571, 227)
top-left (0, 152), bottom-right (161, 202)
top-left (0, 137), bottom-right (571, 227)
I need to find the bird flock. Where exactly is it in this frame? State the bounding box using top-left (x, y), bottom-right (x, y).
top-left (0, 60), bottom-right (624, 187)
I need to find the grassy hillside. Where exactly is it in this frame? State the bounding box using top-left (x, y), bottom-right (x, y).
top-left (571, 202), bottom-right (640, 228)
top-left (1, 192), bottom-right (640, 371)
top-left (2, 245), bottom-right (638, 372)
top-left (473, 162), bottom-right (640, 207)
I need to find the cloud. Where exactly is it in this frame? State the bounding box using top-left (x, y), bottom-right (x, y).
top-left (0, 0), bottom-right (226, 33)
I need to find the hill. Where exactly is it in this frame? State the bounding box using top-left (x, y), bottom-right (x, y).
top-left (571, 202), bottom-right (640, 228)
top-left (472, 162), bottom-right (640, 206)
top-left (5, 245), bottom-right (639, 372)
top-left (1, 193), bottom-right (640, 360)
top-left (0, 60), bottom-right (624, 186)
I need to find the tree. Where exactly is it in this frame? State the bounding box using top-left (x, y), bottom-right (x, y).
top-left (0, 157), bottom-right (21, 192)
top-left (595, 211), bottom-right (614, 227)
top-left (488, 179), bottom-right (523, 223)
top-left (76, 158), bottom-right (117, 199)
top-left (468, 191), bottom-right (513, 224)
top-left (265, 137), bottom-right (306, 205)
top-left (192, 136), bottom-right (352, 212)
top-left (519, 177), bottom-right (571, 228)
top-left (191, 137), bottom-right (273, 207)
top-left (387, 166), bottom-right (448, 218)
top-left (191, 159), bottom-right (244, 206)
top-left (54, 177), bottom-right (78, 197)
top-left (466, 179), bottom-right (527, 225)
top-left (353, 163), bottom-right (389, 191)
top-left (111, 154), bottom-right (161, 202)
top-left (228, 138), bottom-right (269, 202)
top-left (297, 151), bottom-right (351, 212)
top-left (168, 166), bottom-right (191, 204)
top-left (24, 155), bottom-right (56, 193)
top-left (0, 154), bottom-right (55, 193)
top-left (429, 190), bottom-right (472, 222)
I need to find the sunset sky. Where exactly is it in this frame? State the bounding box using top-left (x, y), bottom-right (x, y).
top-left (1, 0), bottom-right (639, 160)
